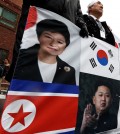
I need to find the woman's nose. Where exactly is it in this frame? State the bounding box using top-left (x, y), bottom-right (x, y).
top-left (50, 40), bottom-right (57, 46)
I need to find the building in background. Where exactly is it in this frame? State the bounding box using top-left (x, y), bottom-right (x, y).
top-left (0, 0), bottom-right (23, 115)
top-left (0, 0), bottom-right (22, 64)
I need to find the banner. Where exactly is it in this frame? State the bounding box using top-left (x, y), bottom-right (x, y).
top-left (1, 6), bottom-right (120, 134)
top-left (0, 7), bottom-right (81, 134)
top-left (75, 37), bottom-right (120, 134)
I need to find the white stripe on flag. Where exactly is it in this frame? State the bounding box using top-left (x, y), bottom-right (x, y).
top-left (8, 91), bottom-right (78, 97)
top-left (35, 127), bottom-right (75, 134)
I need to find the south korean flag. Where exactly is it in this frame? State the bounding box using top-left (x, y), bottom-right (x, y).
top-left (80, 36), bottom-right (120, 80)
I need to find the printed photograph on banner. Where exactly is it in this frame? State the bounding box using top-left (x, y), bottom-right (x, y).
top-left (0, 7), bottom-right (80, 134)
top-left (80, 37), bottom-right (120, 80)
top-left (14, 6), bottom-right (80, 86)
top-left (75, 72), bottom-right (120, 134)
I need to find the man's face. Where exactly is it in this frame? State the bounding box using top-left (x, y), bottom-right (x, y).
top-left (38, 31), bottom-right (67, 56)
top-left (90, 1), bottom-right (103, 16)
top-left (93, 85), bottom-right (112, 114)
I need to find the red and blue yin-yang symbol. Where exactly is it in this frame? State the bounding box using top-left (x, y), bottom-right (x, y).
top-left (97, 50), bottom-right (108, 66)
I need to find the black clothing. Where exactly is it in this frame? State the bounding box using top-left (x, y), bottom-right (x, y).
top-left (3, 65), bottom-right (10, 77)
top-left (79, 25), bottom-right (89, 38)
top-left (0, 65), bottom-right (4, 77)
top-left (83, 111), bottom-right (117, 134)
top-left (13, 44), bottom-right (76, 85)
top-left (83, 15), bottom-right (115, 46)
top-left (95, 112), bottom-right (117, 133)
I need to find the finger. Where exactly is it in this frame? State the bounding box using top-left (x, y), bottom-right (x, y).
top-left (87, 104), bottom-right (93, 114)
top-left (87, 104), bottom-right (91, 110)
top-left (89, 104), bottom-right (93, 111)
top-left (84, 104), bottom-right (90, 114)
top-left (96, 113), bottom-right (100, 120)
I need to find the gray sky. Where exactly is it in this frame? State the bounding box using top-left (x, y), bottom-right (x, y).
top-left (80, 0), bottom-right (120, 39)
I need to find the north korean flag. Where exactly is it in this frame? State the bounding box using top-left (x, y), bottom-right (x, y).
top-left (0, 79), bottom-right (79, 134)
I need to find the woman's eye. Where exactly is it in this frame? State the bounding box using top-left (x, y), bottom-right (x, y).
top-left (58, 41), bottom-right (64, 44)
top-left (45, 35), bottom-right (52, 39)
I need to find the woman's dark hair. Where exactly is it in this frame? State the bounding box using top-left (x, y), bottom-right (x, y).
top-left (36, 19), bottom-right (70, 46)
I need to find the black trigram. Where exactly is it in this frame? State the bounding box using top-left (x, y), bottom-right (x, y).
top-left (109, 64), bottom-right (114, 73)
top-left (90, 42), bottom-right (97, 50)
top-left (89, 58), bottom-right (97, 68)
top-left (108, 49), bottom-right (113, 58)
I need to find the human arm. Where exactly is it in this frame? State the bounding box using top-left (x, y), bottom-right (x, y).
top-left (76, 1), bottom-right (89, 38)
top-left (80, 104), bottom-right (99, 134)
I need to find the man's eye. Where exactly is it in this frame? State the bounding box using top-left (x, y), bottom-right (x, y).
top-left (106, 94), bottom-right (110, 97)
top-left (99, 94), bottom-right (102, 97)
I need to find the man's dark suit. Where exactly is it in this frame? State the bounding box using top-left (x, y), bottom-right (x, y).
top-left (13, 44), bottom-right (76, 85)
top-left (80, 111), bottom-right (117, 134)
top-left (83, 15), bottom-right (115, 46)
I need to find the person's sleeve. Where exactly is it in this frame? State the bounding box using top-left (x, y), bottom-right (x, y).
top-left (76, 1), bottom-right (89, 38)
top-left (75, 1), bottom-right (85, 26)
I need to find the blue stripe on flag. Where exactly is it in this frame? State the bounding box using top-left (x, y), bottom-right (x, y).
top-left (59, 130), bottom-right (75, 134)
top-left (9, 79), bottom-right (79, 94)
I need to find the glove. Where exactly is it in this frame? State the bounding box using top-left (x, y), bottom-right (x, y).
top-left (79, 25), bottom-right (89, 38)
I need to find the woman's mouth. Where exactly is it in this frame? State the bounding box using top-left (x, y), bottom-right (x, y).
top-left (48, 46), bottom-right (58, 51)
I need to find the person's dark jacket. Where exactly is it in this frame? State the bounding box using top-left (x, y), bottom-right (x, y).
top-left (13, 44), bottom-right (76, 85)
top-left (81, 111), bottom-right (117, 134)
top-left (5, 0), bottom-right (87, 82)
top-left (83, 15), bottom-right (115, 46)
top-left (0, 64), bottom-right (4, 77)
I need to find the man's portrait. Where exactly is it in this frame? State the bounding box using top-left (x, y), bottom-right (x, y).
top-left (75, 72), bottom-right (120, 134)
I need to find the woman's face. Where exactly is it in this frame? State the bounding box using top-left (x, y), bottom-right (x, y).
top-left (38, 31), bottom-right (67, 56)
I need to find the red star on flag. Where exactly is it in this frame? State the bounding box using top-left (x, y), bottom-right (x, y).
top-left (8, 104), bottom-right (32, 128)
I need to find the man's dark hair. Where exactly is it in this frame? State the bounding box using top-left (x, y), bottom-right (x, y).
top-left (36, 19), bottom-right (70, 46)
top-left (93, 80), bottom-right (113, 97)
